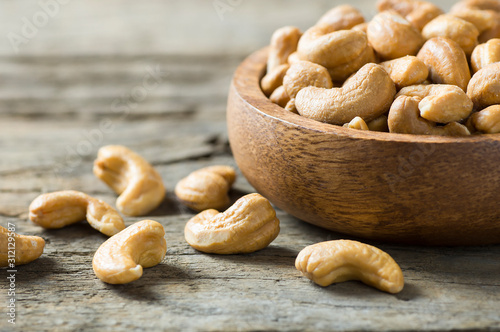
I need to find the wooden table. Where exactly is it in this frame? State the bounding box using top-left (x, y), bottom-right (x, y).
top-left (1, 1), bottom-right (499, 331)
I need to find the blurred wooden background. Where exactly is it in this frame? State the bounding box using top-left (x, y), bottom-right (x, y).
top-left (1, 1), bottom-right (498, 331)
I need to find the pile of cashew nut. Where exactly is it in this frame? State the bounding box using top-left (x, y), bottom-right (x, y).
top-left (262, 0), bottom-right (500, 135)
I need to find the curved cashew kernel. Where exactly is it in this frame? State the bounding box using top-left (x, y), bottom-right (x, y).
top-left (267, 26), bottom-right (302, 73)
top-left (295, 240), bottom-right (404, 294)
top-left (328, 45), bottom-right (376, 82)
top-left (283, 61), bottom-right (333, 99)
top-left (269, 86), bottom-right (290, 108)
top-left (367, 115), bottom-right (389, 132)
top-left (367, 11), bottom-right (425, 60)
top-left (295, 63), bottom-right (396, 125)
top-left (1, 226), bottom-right (45, 267)
top-left (343, 116), bottom-right (369, 130)
top-left (417, 37), bottom-right (471, 91)
top-left (380, 55), bottom-right (429, 90)
top-left (175, 165), bottom-right (236, 212)
top-left (451, 9), bottom-right (497, 33)
top-left (470, 105), bottom-right (500, 133)
top-left (184, 193), bottom-right (280, 254)
top-left (92, 220), bottom-right (166, 284)
top-left (376, 0), bottom-right (443, 31)
top-left (422, 14), bottom-right (479, 56)
top-left (297, 27), bottom-right (368, 70)
top-left (467, 62), bottom-right (500, 110)
top-left (261, 64), bottom-right (289, 96)
top-left (93, 145), bottom-right (165, 216)
top-left (388, 95), bottom-right (471, 135)
top-left (316, 5), bottom-right (365, 30)
top-left (397, 84), bottom-right (473, 123)
top-left (29, 190), bottom-right (125, 236)
top-left (470, 38), bottom-right (500, 73)
top-left (451, 0), bottom-right (500, 14)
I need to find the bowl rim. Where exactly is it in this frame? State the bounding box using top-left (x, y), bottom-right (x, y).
top-left (233, 46), bottom-right (500, 145)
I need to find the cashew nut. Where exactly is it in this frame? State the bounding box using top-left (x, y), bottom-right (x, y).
top-left (267, 26), bottom-right (302, 73)
top-left (470, 38), bottom-right (500, 73)
top-left (397, 84), bottom-right (473, 123)
top-left (92, 219), bottom-right (167, 284)
top-left (367, 115), bottom-right (389, 132)
top-left (1, 226), bottom-right (45, 267)
top-left (261, 64), bottom-right (290, 96)
top-left (421, 14), bottom-right (479, 56)
top-left (343, 116), bottom-right (369, 130)
top-left (470, 105), bottom-right (500, 133)
top-left (417, 37), bottom-right (471, 91)
top-left (467, 62), bottom-right (500, 110)
top-left (295, 63), bottom-right (396, 125)
top-left (295, 240), bottom-right (404, 294)
top-left (316, 5), bottom-right (365, 30)
top-left (367, 11), bottom-right (425, 60)
top-left (93, 145), bottom-right (165, 216)
top-left (184, 193), bottom-right (280, 254)
top-left (269, 86), bottom-right (291, 108)
top-left (29, 190), bottom-right (125, 236)
top-left (380, 55), bottom-right (429, 90)
top-left (451, 8), bottom-right (497, 34)
top-left (377, 0), bottom-right (444, 31)
top-left (451, 0), bottom-right (500, 14)
top-left (327, 45), bottom-right (376, 82)
top-left (175, 165), bottom-right (236, 212)
top-left (388, 95), bottom-right (470, 135)
top-left (283, 61), bottom-right (333, 99)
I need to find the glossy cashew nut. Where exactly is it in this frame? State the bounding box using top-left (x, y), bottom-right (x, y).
top-left (1, 225), bottom-right (45, 267)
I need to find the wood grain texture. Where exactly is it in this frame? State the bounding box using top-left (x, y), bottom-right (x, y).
top-left (0, 1), bottom-right (499, 331)
top-left (227, 47), bottom-right (500, 245)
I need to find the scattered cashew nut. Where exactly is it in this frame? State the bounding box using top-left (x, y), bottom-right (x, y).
top-left (29, 190), bottom-right (125, 236)
top-left (470, 38), bottom-right (500, 73)
top-left (175, 165), bottom-right (236, 212)
top-left (261, 64), bottom-right (290, 96)
top-left (379, 55), bottom-right (429, 90)
top-left (295, 63), bottom-right (396, 125)
top-left (388, 95), bottom-right (470, 135)
top-left (92, 219), bottom-right (167, 284)
top-left (184, 193), bottom-right (280, 254)
top-left (93, 145), bottom-right (166, 216)
top-left (267, 26), bottom-right (302, 73)
top-left (269, 86), bottom-right (291, 108)
top-left (295, 240), bottom-right (404, 294)
top-left (467, 62), bottom-right (500, 110)
top-left (469, 105), bottom-right (500, 133)
top-left (283, 61), bottom-right (333, 99)
top-left (1, 225), bottom-right (45, 267)
top-left (343, 116), bottom-right (369, 130)
top-left (377, 0), bottom-right (444, 31)
top-left (316, 5), bottom-right (365, 30)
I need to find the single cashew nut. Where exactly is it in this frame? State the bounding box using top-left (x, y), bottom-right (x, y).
top-left (295, 63), bottom-right (396, 125)
top-left (267, 26), bottom-right (302, 73)
top-left (295, 240), bottom-right (404, 294)
top-left (184, 193), bottom-right (280, 254)
top-left (261, 64), bottom-right (290, 97)
top-left (397, 84), bottom-right (473, 123)
top-left (422, 14), bottom-right (479, 56)
top-left (343, 116), bottom-right (369, 130)
top-left (29, 190), bottom-right (125, 236)
top-left (367, 11), bottom-right (425, 60)
top-left (467, 62), bottom-right (500, 110)
top-left (283, 61), bottom-right (333, 99)
top-left (269, 86), bottom-right (291, 108)
top-left (380, 55), bottom-right (429, 89)
top-left (377, 0), bottom-right (444, 31)
top-left (297, 27), bottom-right (368, 70)
top-left (470, 105), bottom-right (500, 133)
top-left (470, 38), bottom-right (500, 73)
top-left (451, 0), bottom-right (500, 14)
top-left (451, 8), bottom-right (497, 33)
top-left (388, 95), bottom-right (471, 135)
top-left (92, 219), bottom-right (166, 284)
top-left (1, 226), bottom-right (45, 267)
top-left (93, 145), bottom-right (165, 216)
top-left (175, 165), bottom-right (236, 212)
top-left (316, 5), bottom-right (365, 30)
top-left (328, 45), bottom-right (376, 83)
top-left (417, 37), bottom-right (471, 91)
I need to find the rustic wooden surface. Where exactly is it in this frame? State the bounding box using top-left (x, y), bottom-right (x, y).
top-left (1, 1), bottom-right (499, 331)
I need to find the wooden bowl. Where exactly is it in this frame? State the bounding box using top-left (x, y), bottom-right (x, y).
top-left (227, 47), bottom-right (500, 246)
